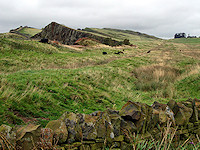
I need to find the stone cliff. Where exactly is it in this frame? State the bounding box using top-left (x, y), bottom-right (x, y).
top-left (32, 22), bottom-right (120, 45)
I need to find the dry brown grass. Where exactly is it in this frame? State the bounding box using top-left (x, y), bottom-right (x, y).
top-left (177, 64), bottom-right (200, 81)
top-left (133, 64), bottom-right (180, 82)
top-left (132, 64), bottom-right (181, 98)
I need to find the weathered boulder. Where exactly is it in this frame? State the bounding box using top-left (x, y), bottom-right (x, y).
top-left (59, 112), bottom-right (82, 143)
top-left (168, 100), bottom-right (193, 126)
top-left (120, 101), bottom-right (141, 121)
top-left (149, 109), bottom-right (159, 130)
top-left (94, 111), bottom-right (114, 143)
top-left (152, 101), bottom-right (175, 125)
top-left (168, 100), bottom-right (179, 115)
top-left (187, 98), bottom-right (200, 122)
top-left (81, 114), bottom-right (98, 141)
top-left (110, 113), bottom-right (123, 137)
top-left (139, 103), bottom-right (153, 134)
top-left (119, 101), bottom-right (152, 133)
top-left (38, 128), bottom-right (54, 149)
top-left (46, 120), bottom-right (68, 144)
top-left (152, 101), bottom-right (168, 111)
top-left (16, 124), bottom-right (41, 150)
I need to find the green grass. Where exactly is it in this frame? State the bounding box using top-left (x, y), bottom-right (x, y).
top-left (175, 73), bottom-right (200, 98)
top-left (83, 28), bottom-right (159, 41)
top-left (169, 38), bottom-right (200, 44)
top-left (0, 30), bottom-right (200, 126)
top-left (18, 27), bottom-right (41, 37)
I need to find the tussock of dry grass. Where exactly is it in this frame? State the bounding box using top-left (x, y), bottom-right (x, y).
top-left (132, 65), bottom-right (181, 97)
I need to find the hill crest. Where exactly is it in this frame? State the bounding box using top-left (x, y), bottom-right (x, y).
top-left (32, 22), bottom-right (121, 45)
top-left (83, 27), bottom-right (160, 40)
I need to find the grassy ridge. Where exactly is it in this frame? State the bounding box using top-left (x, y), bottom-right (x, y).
top-left (83, 28), bottom-right (159, 41)
top-left (82, 27), bottom-right (163, 50)
top-left (18, 27), bottom-right (41, 37)
top-left (0, 32), bottom-right (200, 126)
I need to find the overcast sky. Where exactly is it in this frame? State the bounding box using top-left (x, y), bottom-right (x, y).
top-left (0, 0), bottom-right (200, 38)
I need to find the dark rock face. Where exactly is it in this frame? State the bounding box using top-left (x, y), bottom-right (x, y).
top-left (32, 22), bottom-right (119, 45)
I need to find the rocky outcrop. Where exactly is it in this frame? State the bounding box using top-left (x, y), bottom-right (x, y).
top-left (1, 98), bottom-right (200, 149)
top-left (32, 22), bottom-right (120, 45)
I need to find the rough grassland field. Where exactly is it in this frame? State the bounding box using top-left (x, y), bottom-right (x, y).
top-left (0, 30), bottom-right (199, 126)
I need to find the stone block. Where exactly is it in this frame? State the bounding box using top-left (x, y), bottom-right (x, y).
top-left (16, 124), bottom-right (41, 150)
top-left (46, 120), bottom-right (68, 144)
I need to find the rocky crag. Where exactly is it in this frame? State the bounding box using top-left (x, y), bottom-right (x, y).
top-left (32, 22), bottom-right (120, 45)
top-left (1, 98), bottom-right (200, 149)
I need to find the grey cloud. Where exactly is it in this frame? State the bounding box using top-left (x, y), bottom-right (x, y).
top-left (1, 0), bottom-right (200, 38)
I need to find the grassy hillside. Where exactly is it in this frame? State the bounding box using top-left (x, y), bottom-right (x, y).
top-left (82, 27), bottom-right (161, 48)
top-left (0, 31), bottom-right (199, 126)
top-left (18, 27), bottom-right (41, 37)
top-left (83, 28), bottom-right (159, 41)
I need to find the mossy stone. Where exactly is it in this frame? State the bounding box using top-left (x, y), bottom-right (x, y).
top-left (46, 120), bottom-right (68, 144)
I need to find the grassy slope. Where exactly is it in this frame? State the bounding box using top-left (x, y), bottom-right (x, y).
top-left (18, 27), bottom-right (41, 37)
top-left (83, 28), bottom-right (159, 41)
top-left (83, 28), bottom-right (161, 48)
top-left (0, 31), bottom-right (199, 126)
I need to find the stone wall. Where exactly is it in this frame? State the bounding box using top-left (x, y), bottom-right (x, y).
top-left (1, 98), bottom-right (200, 149)
top-left (32, 22), bottom-right (120, 45)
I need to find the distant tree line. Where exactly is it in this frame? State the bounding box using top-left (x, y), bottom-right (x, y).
top-left (174, 33), bottom-right (199, 39)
